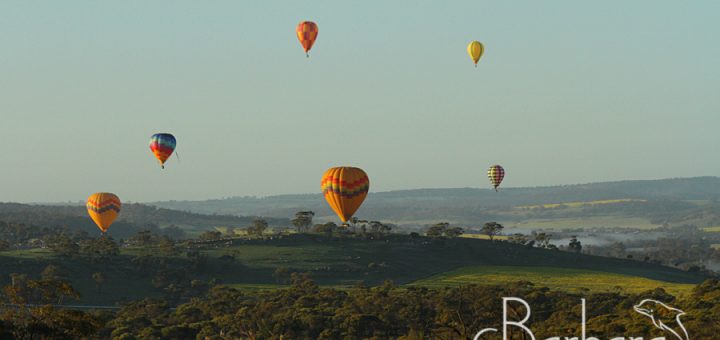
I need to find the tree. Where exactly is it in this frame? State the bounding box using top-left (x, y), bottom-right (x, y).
top-left (445, 227), bottom-right (464, 238)
top-left (79, 237), bottom-right (119, 262)
top-left (531, 231), bottom-right (552, 248)
top-left (158, 236), bottom-right (176, 256)
top-left (481, 222), bottom-right (504, 241)
top-left (130, 230), bottom-right (155, 246)
top-left (508, 233), bottom-right (529, 245)
top-left (426, 223), bottom-right (449, 237)
top-left (349, 217), bottom-right (359, 233)
top-left (568, 236), bottom-right (582, 254)
top-left (41, 265), bottom-right (65, 282)
top-left (291, 211), bottom-right (314, 233)
top-left (273, 267), bottom-right (291, 284)
top-left (199, 230), bottom-right (222, 241)
top-left (92, 272), bottom-right (106, 294)
top-left (425, 223), bottom-right (463, 238)
top-left (247, 219), bottom-right (268, 237)
top-left (356, 220), bottom-right (369, 235)
top-left (45, 234), bottom-right (79, 257)
top-left (312, 222), bottom-right (337, 236)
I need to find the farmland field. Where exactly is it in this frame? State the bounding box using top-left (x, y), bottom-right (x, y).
top-left (409, 265), bottom-right (696, 296)
top-left (515, 199), bottom-right (646, 210)
top-left (507, 216), bottom-right (659, 230)
top-left (0, 235), bottom-right (707, 305)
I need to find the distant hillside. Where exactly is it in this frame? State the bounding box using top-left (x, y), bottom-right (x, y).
top-left (0, 203), bottom-right (289, 238)
top-left (151, 177), bottom-right (720, 227)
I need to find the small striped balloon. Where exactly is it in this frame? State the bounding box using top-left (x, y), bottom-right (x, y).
top-left (487, 165), bottom-right (505, 192)
top-left (296, 21), bottom-right (318, 57)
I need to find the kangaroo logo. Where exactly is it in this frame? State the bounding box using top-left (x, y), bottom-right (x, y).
top-left (633, 299), bottom-right (689, 340)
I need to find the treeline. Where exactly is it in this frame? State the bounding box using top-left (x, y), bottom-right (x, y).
top-left (0, 221), bottom-right (182, 248)
top-left (1, 275), bottom-right (719, 339)
top-left (0, 202), bottom-right (288, 240)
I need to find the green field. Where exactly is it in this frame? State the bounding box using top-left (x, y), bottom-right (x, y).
top-left (409, 266), bottom-right (696, 296)
top-left (704, 226), bottom-right (720, 232)
top-left (0, 235), bottom-right (708, 305)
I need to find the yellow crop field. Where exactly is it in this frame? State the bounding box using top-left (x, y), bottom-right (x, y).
top-left (409, 266), bottom-right (696, 296)
top-left (460, 234), bottom-right (509, 241)
top-left (516, 199), bottom-right (646, 210)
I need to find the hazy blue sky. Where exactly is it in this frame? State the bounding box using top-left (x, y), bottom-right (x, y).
top-left (1, 1), bottom-right (718, 202)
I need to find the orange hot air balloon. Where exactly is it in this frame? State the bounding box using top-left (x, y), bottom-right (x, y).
top-left (296, 21), bottom-right (318, 57)
top-left (86, 192), bottom-right (121, 233)
top-left (321, 167), bottom-right (369, 222)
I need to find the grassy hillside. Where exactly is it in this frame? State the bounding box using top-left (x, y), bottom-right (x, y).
top-left (0, 235), bottom-right (707, 305)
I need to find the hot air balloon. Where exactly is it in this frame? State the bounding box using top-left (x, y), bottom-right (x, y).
top-left (149, 133), bottom-right (176, 169)
top-left (321, 167), bottom-right (369, 222)
top-left (296, 21), bottom-right (318, 57)
top-left (86, 192), bottom-right (121, 234)
top-left (487, 165), bottom-right (505, 192)
top-left (467, 41), bottom-right (484, 67)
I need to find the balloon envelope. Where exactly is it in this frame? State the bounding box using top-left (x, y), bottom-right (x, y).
top-left (296, 21), bottom-right (318, 56)
top-left (487, 165), bottom-right (505, 191)
top-left (467, 41), bottom-right (484, 66)
top-left (149, 133), bottom-right (176, 169)
top-left (321, 167), bottom-right (369, 222)
top-left (86, 192), bottom-right (121, 233)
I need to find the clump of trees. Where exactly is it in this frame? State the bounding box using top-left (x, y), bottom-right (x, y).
top-left (426, 222), bottom-right (464, 238)
top-left (291, 211), bottom-right (315, 233)
top-left (4, 275), bottom-right (718, 339)
top-left (246, 219), bottom-right (268, 237)
top-left (568, 236), bottom-right (582, 253)
top-left (480, 222), bottom-right (503, 241)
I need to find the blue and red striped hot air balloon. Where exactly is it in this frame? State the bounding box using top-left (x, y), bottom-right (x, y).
top-left (149, 133), bottom-right (177, 169)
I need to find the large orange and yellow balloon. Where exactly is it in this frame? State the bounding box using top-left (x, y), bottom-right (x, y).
top-left (86, 192), bottom-right (121, 233)
top-left (487, 165), bottom-right (505, 192)
top-left (467, 41), bottom-right (484, 67)
top-left (321, 167), bottom-right (369, 222)
top-left (296, 21), bottom-right (318, 57)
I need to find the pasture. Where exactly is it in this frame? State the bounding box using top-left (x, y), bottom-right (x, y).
top-left (409, 265), bottom-right (696, 296)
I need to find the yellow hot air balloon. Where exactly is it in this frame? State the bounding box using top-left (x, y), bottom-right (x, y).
top-left (467, 41), bottom-right (484, 67)
top-left (321, 167), bottom-right (369, 222)
top-left (487, 165), bottom-right (505, 192)
top-left (86, 192), bottom-right (121, 233)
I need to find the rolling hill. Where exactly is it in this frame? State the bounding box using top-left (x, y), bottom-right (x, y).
top-left (0, 234), bottom-right (707, 305)
top-left (151, 177), bottom-right (720, 229)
